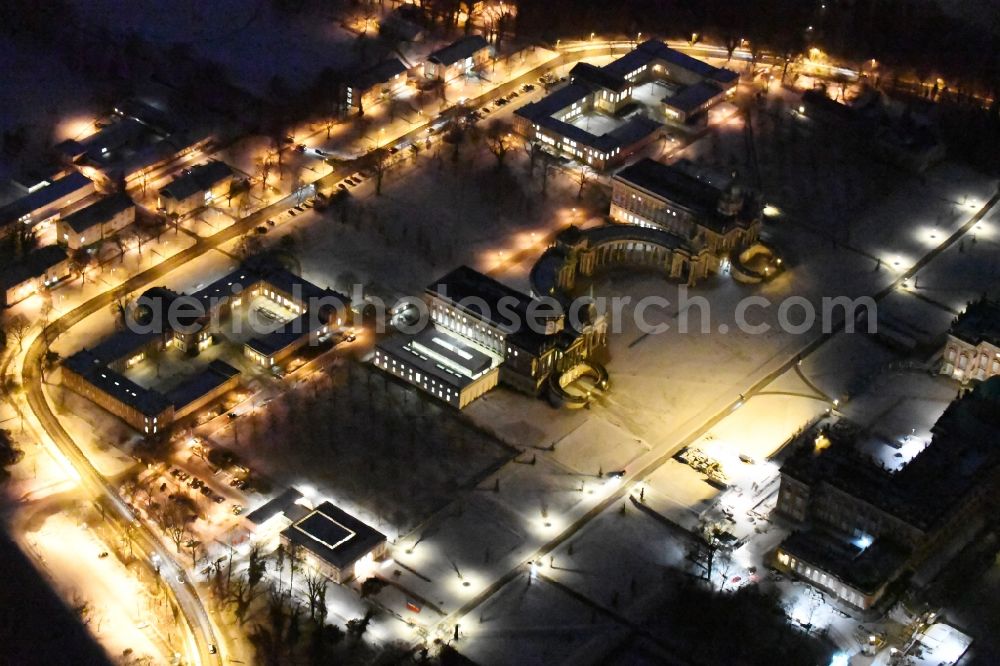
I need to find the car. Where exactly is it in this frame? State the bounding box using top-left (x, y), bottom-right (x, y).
top-left (255, 225), bottom-right (267, 234)
top-left (190, 478), bottom-right (204, 489)
top-left (214, 495), bottom-right (225, 504)
top-left (345, 333), bottom-right (357, 342)
top-left (606, 470), bottom-right (626, 479)
top-left (266, 219), bottom-right (276, 227)
top-left (495, 98), bottom-right (508, 106)
top-left (227, 412), bottom-right (238, 420)
top-left (388, 146), bottom-right (399, 154)
top-left (208, 644), bottom-right (217, 655)
top-left (229, 478), bottom-right (242, 487)
top-left (509, 91), bottom-right (519, 98)
top-left (522, 84), bottom-right (535, 92)
top-left (338, 183), bottom-right (347, 190)
top-left (294, 144), bottom-right (306, 152)
top-left (177, 472), bottom-right (189, 481)
top-left (200, 486), bottom-right (213, 496)
top-left (170, 468), bottom-right (181, 477)
top-left (232, 504), bottom-right (244, 516)
top-left (294, 204), bottom-right (304, 211)
top-left (98, 551), bottom-right (109, 559)
top-left (739, 454), bottom-right (755, 464)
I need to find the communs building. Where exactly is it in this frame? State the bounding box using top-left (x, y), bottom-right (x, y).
top-left (610, 158), bottom-right (761, 272)
top-left (514, 40), bottom-right (737, 169)
top-left (0, 245), bottom-right (71, 307)
top-left (373, 266), bottom-right (608, 409)
top-left (773, 379), bottom-right (1000, 609)
top-left (422, 35), bottom-right (491, 83)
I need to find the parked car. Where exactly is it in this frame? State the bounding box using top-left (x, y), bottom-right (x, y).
top-left (232, 504), bottom-right (244, 516)
top-left (214, 495), bottom-right (225, 504)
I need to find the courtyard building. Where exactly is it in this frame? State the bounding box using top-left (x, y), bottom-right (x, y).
top-left (280, 501), bottom-right (388, 584)
top-left (939, 297), bottom-right (1000, 382)
top-left (62, 263), bottom-right (347, 432)
top-left (773, 379), bottom-right (1000, 609)
top-left (56, 193), bottom-right (136, 250)
top-left (158, 161), bottom-right (235, 218)
top-left (514, 39), bottom-right (737, 170)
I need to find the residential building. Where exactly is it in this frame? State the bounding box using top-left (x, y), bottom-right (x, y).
top-left (158, 161), bottom-right (234, 217)
top-left (610, 158), bottom-right (760, 271)
top-left (0, 171), bottom-right (95, 238)
top-left (0, 245), bottom-right (71, 307)
top-left (57, 193), bottom-right (135, 249)
top-left (343, 58), bottom-right (410, 114)
top-left (939, 297), bottom-right (1000, 382)
top-left (423, 35), bottom-right (491, 82)
top-left (773, 380), bottom-right (1000, 609)
top-left (514, 40), bottom-right (737, 169)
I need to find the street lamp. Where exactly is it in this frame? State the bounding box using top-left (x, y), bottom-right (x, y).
top-left (590, 32), bottom-right (595, 41)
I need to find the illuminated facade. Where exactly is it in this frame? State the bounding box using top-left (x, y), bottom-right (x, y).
top-left (939, 297), bottom-right (1000, 382)
top-left (0, 245), bottom-right (71, 307)
top-left (422, 35), bottom-right (491, 82)
top-left (57, 193), bottom-right (136, 250)
top-left (514, 40), bottom-right (737, 169)
top-left (343, 58), bottom-right (409, 114)
top-left (610, 158), bottom-right (761, 272)
top-left (158, 161), bottom-right (234, 217)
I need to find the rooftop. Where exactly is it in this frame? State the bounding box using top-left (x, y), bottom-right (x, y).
top-left (949, 297), bottom-right (1000, 347)
top-left (427, 265), bottom-right (555, 334)
top-left (347, 58), bottom-right (408, 91)
top-left (780, 530), bottom-right (910, 594)
top-left (64, 351), bottom-right (173, 418)
top-left (377, 327), bottom-right (497, 390)
top-left (281, 501), bottom-right (386, 571)
top-left (662, 80), bottom-right (725, 114)
top-left (164, 360), bottom-right (240, 411)
top-left (782, 378), bottom-right (1000, 532)
top-left (570, 62), bottom-right (631, 93)
top-left (0, 245), bottom-right (68, 289)
top-left (246, 487), bottom-right (305, 527)
top-left (160, 161), bottom-right (234, 202)
top-left (427, 35), bottom-right (489, 67)
top-left (0, 171), bottom-right (93, 229)
top-left (59, 193), bottom-right (134, 234)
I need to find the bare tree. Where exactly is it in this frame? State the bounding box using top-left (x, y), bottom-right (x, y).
top-left (370, 147), bottom-right (390, 196)
top-left (484, 119), bottom-right (515, 169)
top-left (6, 314), bottom-right (31, 351)
top-left (304, 571), bottom-right (327, 622)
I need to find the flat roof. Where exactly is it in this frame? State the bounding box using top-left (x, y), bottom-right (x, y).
top-left (570, 62), bottom-right (630, 93)
top-left (428, 35), bottom-right (489, 66)
top-left (246, 487), bottom-right (304, 526)
top-left (376, 327), bottom-right (496, 390)
top-left (60, 193), bottom-right (134, 234)
top-left (160, 161), bottom-right (233, 202)
top-left (615, 158), bottom-right (721, 214)
top-left (281, 501), bottom-right (385, 570)
top-left (0, 171), bottom-right (93, 227)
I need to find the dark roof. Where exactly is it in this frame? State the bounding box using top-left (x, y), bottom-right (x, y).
top-left (245, 312), bottom-right (325, 357)
top-left (0, 245), bottom-right (68, 289)
top-left (60, 193), bottom-right (134, 234)
top-left (281, 501), bottom-right (385, 570)
top-left (348, 58), bottom-right (408, 90)
top-left (376, 327), bottom-right (495, 389)
top-left (516, 83), bottom-right (591, 123)
top-left (160, 161), bottom-right (233, 201)
top-left (64, 351), bottom-right (172, 417)
top-left (427, 265), bottom-right (547, 332)
top-left (780, 530), bottom-right (909, 594)
top-left (949, 298), bottom-right (1000, 347)
top-left (615, 158), bottom-right (720, 214)
top-left (164, 360), bottom-right (240, 410)
top-left (246, 487), bottom-right (305, 526)
top-left (570, 62), bottom-right (630, 93)
top-left (663, 81), bottom-right (724, 113)
top-left (0, 171), bottom-right (93, 227)
top-left (782, 379), bottom-right (1000, 533)
top-left (428, 35), bottom-right (489, 66)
